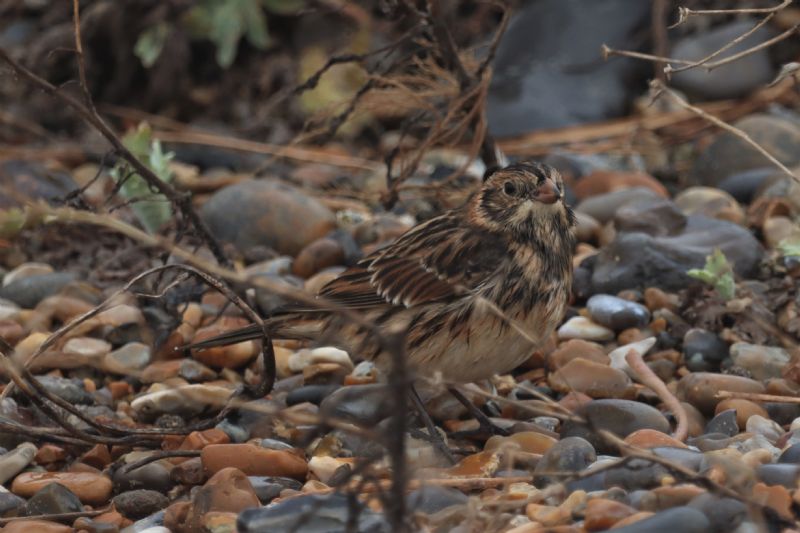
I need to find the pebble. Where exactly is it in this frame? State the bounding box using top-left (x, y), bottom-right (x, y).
top-left (63, 336), bottom-right (111, 361)
top-left (729, 342), bottom-right (790, 381)
top-left (557, 316), bottom-right (614, 341)
top-left (624, 429), bottom-right (687, 449)
top-left (131, 384), bottom-right (234, 420)
top-left (485, 431), bottom-right (557, 455)
top-left (288, 346), bottom-right (353, 373)
top-left (319, 384), bottom-right (392, 426)
top-left (674, 186), bottom-right (745, 224)
top-left (249, 476), bottom-right (303, 504)
top-left (407, 485), bottom-right (468, 514)
top-left (533, 437), bottom-right (596, 486)
top-left (705, 409), bottom-right (740, 437)
top-left (237, 492), bottom-right (389, 533)
top-left (292, 237), bottom-right (345, 278)
top-left (607, 337), bottom-right (656, 377)
top-left (671, 20), bottom-right (776, 100)
top-left (677, 372), bottom-right (765, 415)
top-left (576, 187), bottom-right (665, 224)
top-left (2, 520), bottom-right (72, 533)
top-left (582, 215), bottom-right (763, 294)
top-left (20, 482), bottom-right (82, 516)
top-left (716, 399), bottom-right (768, 431)
top-left (201, 179), bottom-right (337, 256)
top-left (573, 170), bottom-right (668, 200)
top-left (171, 457), bottom-right (206, 486)
top-left (11, 471), bottom-right (112, 505)
top-left (607, 506), bottom-right (710, 533)
top-left (547, 339), bottom-right (608, 369)
top-left (0, 442), bottom-right (37, 484)
top-left (691, 114), bottom-right (800, 186)
top-left (583, 498), bottom-right (637, 531)
top-left (103, 342), bottom-right (151, 374)
top-left (586, 294), bottom-right (651, 330)
top-left (201, 444), bottom-right (308, 479)
top-left (683, 329), bottom-right (728, 371)
top-left (190, 321), bottom-right (258, 369)
top-left (779, 442), bottom-right (800, 464)
top-left (0, 272), bottom-right (76, 308)
top-left (561, 399), bottom-right (670, 452)
top-left (2, 262), bottom-right (54, 286)
top-left (114, 490), bottom-right (170, 521)
top-left (549, 358), bottom-right (635, 399)
top-left (756, 463), bottom-right (800, 488)
top-left (745, 415), bottom-right (783, 443)
top-left (751, 481), bottom-right (793, 520)
top-left (113, 454), bottom-right (172, 493)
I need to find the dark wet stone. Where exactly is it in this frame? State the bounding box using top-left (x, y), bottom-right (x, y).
top-left (201, 179), bottom-right (336, 256)
top-left (683, 329), bottom-right (728, 370)
top-left (113, 490), bottom-right (169, 520)
top-left (254, 274), bottom-right (305, 315)
top-left (756, 463), bottom-right (800, 488)
top-left (717, 167), bottom-right (776, 204)
top-left (170, 457), bottom-right (205, 485)
top-left (320, 384), bottom-right (391, 426)
top-left (286, 384), bottom-right (341, 406)
top-left (0, 272), bottom-right (76, 308)
top-left (21, 482), bottom-right (82, 516)
top-left (259, 438), bottom-right (295, 452)
top-left (27, 376), bottom-right (93, 405)
top-left (0, 160), bottom-right (79, 209)
top-left (688, 494), bottom-right (747, 533)
top-left (609, 506), bottom-right (710, 533)
top-left (765, 403), bottom-right (800, 427)
top-left (0, 491), bottom-right (24, 515)
top-left (533, 436), bottom-right (596, 486)
top-left (487, 0), bottom-right (651, 136)
top-left (614, 197), bottom-right (687, 237)
top-left (234, 399), bottom-right (283, 439)
top-left (705, 409), bottom-right (739, 437)
top-left (583, 215), bottom-right (762, 294)
top-left (407, 486), bottom-right (468, 514)
top-left (237, 493), bottom-right (390, 533)
top-left (603, 458), bottom-right (669, 491)
top-left (576, 187), bottom-right (664, 224)
top-left (671, 20), bottom-right (776, 100)
top-left (215, 419), bottom-right (249, 443)
top-left (781, 443), bottom-right (800, 464)
top-left (586, 294), bottom-right (650, 330)
top-left (561, 399), bottom-right (670, 453)
top-left (650, 447), bottom-right (704, 471)
top-left (113, 460), bottom-right (172, 493)
top-left (249, 476), bottom-right (303, 504)
top-left (121, 510), bottom-right (165, 532)
top-left (691, 114), bottom-right (800, 186)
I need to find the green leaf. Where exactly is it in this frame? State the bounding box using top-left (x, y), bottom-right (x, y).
top-left (0, 207), bottom-right (27, 240)
top-left (243, 0), bottom-right (270, 49)
top-left (110, 123), bottom-right (175, 234)
top-left (209, 1), bottom-right (245, 68)
top-left (778, 237), bottom-right (800, 258)
top-left (687, 248), bottom-right (736, 300)
top-left (134, 22), bottom-right (170, 68)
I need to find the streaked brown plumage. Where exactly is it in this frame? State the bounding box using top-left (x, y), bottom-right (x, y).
top-left (185, 162), bottom-right (576, 383)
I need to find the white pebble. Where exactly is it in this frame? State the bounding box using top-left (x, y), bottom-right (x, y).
top-left (557, 316), bottom-right (614, 341)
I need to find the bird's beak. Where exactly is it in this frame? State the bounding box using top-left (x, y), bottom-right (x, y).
top-left (533, 177), bottom-right (560, 204)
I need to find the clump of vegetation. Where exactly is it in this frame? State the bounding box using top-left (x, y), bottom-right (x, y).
top-left (110, 123), bottom-right (174, 234)
top-left (135, 0), bottom-right (305, 69)
top-left (688, 248), bottom-right (736, 300)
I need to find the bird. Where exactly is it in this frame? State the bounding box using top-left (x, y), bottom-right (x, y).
top-left (183, 162), bottom-right (576, 386)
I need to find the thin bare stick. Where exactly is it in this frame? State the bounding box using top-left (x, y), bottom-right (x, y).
top-left (651, 80), bottom-right (800, 184)
top-left (625, 348), bottom-right (688, 441)
top-left (716, 391), bottom-right (800, 404)
top-left (602, 45), bottom-right (695, 66)
top-left (669, 0), bottom-right (791, 28)
top-left (666, 14), bottom-right (777, 74)
top-left (71, 0), bottom-right (92, 109)
top-left (702, 24), bottom-right (799, 71)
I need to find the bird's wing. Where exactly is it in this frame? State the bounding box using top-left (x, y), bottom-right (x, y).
top-left (317, 214), bottom-right (505, 310)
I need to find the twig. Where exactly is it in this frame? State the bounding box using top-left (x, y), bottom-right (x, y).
top-left (625, 349), bottom-right (688, 442)
top-left (71, 0), bottom-right (92, 110)
top-left (0, 48), bottom-right (230, 267)
top-left (666, 14), bottom-right (778, 74)
top-left (716, 391), bottom-right (800, 404)
top-left (651, 79), bottom-right (800, 185)
top-left (700, 24), bottom-right (799, 71)
top-left (669, 0), bottom-right (792, 28)
top-left (0, 507), bottom-right (111, 526)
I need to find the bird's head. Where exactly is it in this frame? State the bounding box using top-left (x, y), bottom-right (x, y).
top-left (471, 162), bottom-right (576, 243)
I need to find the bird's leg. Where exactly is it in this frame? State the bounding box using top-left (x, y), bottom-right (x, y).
top-left (447, 386), bottom-right (510, 437)
top-left (409, 385), bottom-right (456, 464)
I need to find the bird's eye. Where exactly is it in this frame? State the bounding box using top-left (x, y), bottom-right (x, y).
top-left (503, 182), bottom-right (517, 196)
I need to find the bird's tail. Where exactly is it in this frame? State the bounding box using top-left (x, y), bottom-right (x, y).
top-left (179, 315), bottom-right (319, 352)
